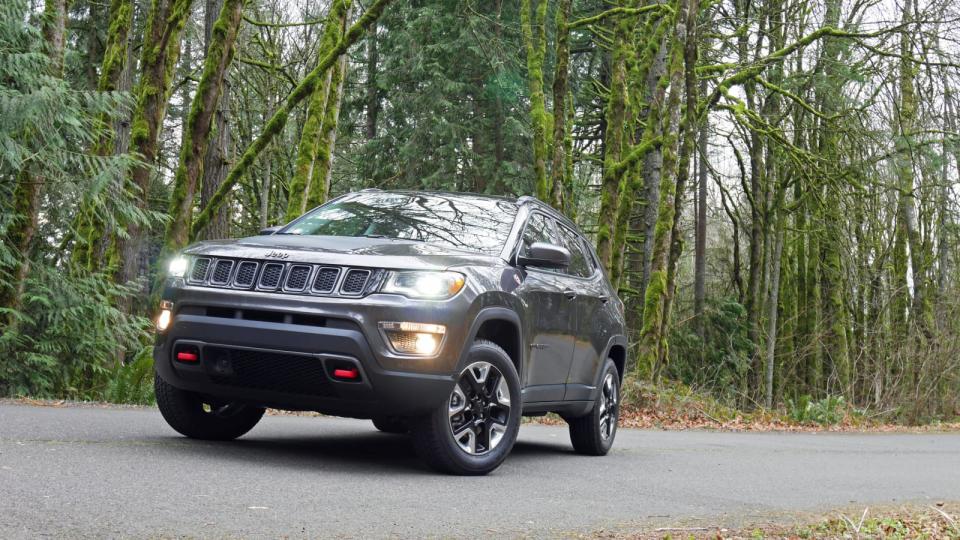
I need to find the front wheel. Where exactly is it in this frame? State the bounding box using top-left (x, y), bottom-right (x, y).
top-left (411, 340), bottom-right (521, 475)
top-left (155, 375), bottom-right (265, 441)
top-left (567, 359), bottom-right (620, 455)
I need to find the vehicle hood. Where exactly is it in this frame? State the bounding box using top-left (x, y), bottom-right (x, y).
top-left (182, 234), bottom-right (502, 270)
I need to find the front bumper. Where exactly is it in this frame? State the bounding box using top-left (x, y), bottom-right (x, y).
top-left (153, 285), bottom-right (468, 417)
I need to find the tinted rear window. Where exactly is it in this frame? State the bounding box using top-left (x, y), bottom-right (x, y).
top-left (281, 192), bottom-right (518, 254)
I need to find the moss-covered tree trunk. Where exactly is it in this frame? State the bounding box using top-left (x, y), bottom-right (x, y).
top-left (654, 0), bottom-right (699, 380)
top-left (636, 0), bottom-right (688, 381)
top-left (610, 12), bottom-right (670, 290)
top-left (115, 0), bottom-right (194, 289)
top-left (160, 0), bottom-right (246, 263)
top-left (306, 52), bottom-right (349, 208)
top-left (892, 0), bottom-right (931, 339)
top-left (816, 0), bottom-right (851, 396)
top-left (199, 0), bottom-right (234, 241)
top-left (191, 0), bottom-right (392, 238)
top-left (595, 1), bottom-right (631, 272)
top-left (286, 0), bottom-right (351, 221)
top-left (71, 0), bottom-right (134, 271)
top-left (548, 0), bottom-right (571, 211)
top-left (520, 0), bottom-right (550, 202)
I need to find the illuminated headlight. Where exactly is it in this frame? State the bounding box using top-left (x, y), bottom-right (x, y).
top-left (380, 271), bottom-right (466, 300)
top-left (156, 300), bottom-right (173, 332)
top-left (168, 256), bottom-right (189, 278)
top-left (379, 321), bottom-right (446, 356)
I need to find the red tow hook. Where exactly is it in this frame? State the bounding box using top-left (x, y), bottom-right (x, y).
top-left (332, 367), bottom-right (359, 380)
top-left (176, 351), bottom-right (198, 362)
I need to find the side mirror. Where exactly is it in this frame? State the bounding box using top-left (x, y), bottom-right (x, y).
top-left (516, 242), bottom-right (571, 269)
top-left (259, 225), bottom-right (283, 235)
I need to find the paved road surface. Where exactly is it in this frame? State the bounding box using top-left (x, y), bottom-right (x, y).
top-left (1, 403), bottom-right (959, 538)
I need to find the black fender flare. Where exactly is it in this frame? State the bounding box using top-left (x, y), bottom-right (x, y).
top-left (454, 307), bottom-right (524, 378)
top-left (589, 334), bottom-right (629, 399)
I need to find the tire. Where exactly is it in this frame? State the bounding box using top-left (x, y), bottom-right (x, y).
top-left (410, 340), bottom-right (521, 475)
top-left (371, 416), bottom-right (408, 434)
top-left (155, 375), bottom-right (265, 441)
top-left (568, 359), bottom-right (620, 456)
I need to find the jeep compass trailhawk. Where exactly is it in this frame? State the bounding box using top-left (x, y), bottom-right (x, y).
top-left (154, 190), bottom-right (627, 475)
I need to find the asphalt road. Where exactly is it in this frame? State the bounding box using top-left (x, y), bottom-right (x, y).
top-left (1, 403), bottom-right (959, 538)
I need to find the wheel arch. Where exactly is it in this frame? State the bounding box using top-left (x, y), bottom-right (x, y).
top-left (597, 335), bottom-right (628, 387)
top-left (458, 307), bottom-right (523, 379)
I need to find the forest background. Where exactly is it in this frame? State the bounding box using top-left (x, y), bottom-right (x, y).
top-left (2, 0), bottom-right (959, 424)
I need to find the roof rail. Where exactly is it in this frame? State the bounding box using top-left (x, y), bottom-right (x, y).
top-left (359, 188), bottom-right (383, 192)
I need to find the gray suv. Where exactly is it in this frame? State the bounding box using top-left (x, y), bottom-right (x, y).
top-left (154, 191), bottom-right (627, 474)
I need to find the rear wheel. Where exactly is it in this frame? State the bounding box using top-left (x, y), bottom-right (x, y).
top-left (155, 375), bottom-right (265, 441)
top-left (567, 359), bottom-right (620, 456)
top-left (371, 416), bottom-right (408, 434)
top-left (411, 340), bottom-right (521, 475)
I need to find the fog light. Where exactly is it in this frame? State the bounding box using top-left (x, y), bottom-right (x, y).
top-left (414, 333), bottom-right (438, 355)
top-left (156, 301), bottom-right (173, 332)
top-left (379, 322), bottom-right (445, 356)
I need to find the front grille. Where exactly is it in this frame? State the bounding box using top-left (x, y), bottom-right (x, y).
top-left (203, 346), bottom-right (335, 397)
top-left (285, 265), bottom-right (311, 291)
top-left (312, 267), bottom-right (339, 293)
top-left (191, 258), bottom-right (211, 282)
top-left (259, 263), bottom-right (284, 289)
top-left (211, 260), bottom-right (233, 285)
top-left (341, 269), bottom-right (370, 295)
top-left (233, 261), bottom-right (258, 287)
top-left (184, 256), bottom-right (374, 297)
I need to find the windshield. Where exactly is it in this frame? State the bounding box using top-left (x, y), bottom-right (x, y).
top-left (280, 192), bottom-right (518, 254)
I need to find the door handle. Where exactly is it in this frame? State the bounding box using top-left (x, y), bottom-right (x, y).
top-left (598, 295), bottom-right (610, 304)
top-left (563, 289), bottom-right (577, 300)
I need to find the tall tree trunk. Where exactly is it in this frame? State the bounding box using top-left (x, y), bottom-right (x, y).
top-left (816, 0), bottom-right (850, 396)
top-left (765, 217), bottom-right (785, 408)
top-left (307, 52), bottom-right (349, 208)
top-left (693, 106), bottom-right (709, 336)
top-left (655, 0), bottom-right (700, 378)
top-left (285, 0), bottom-right (351, 221)
top-left (71, 0), bottom-right (135, 271)
top-left (636, 0), bottom-right (691, 380)
top-left (199, 0), bottom-right (233, 241)
top-left (549, 0), bottom-right (571, 211)
top-left (520, 0), bottom-right (549, 201)
top-left (595, 1), bottom-right (631, 272)
top-left (160, 0), bottom-right (246, 264)
top-left (365, 22), bottom-right (379, 141)
top-left (115, 0), bottom-right (194, 290)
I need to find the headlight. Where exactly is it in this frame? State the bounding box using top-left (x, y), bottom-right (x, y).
top-left (168, 256), bottom-right (189, 278)
top-left (381, 271), bottom-right (466, 299)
